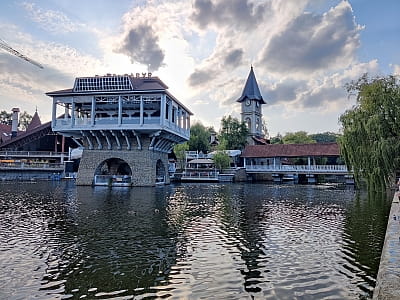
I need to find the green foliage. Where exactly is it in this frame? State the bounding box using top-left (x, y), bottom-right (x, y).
top-left (339, 74), bottom-right (400, 190)
top-left (0, 110), bottom-right (11, 125)
top-left (19, 111), bottom-right (33, 130)
top-left (270, 133), bottom-right (283, 144)
top-left (218, 115), bottom-right (248, 150)
top-left (282, 131), bottom-right (316, 144)
top-left (188, 122), bottom-right (211, 152)
top-left (173, 142), bottom-right (189, 170)
top-left (310, 132), bottom-right (340, 143)
top-left (212, 151), bottom-right (231, 171)
top-left (216, 138), bottom-right (228, 151)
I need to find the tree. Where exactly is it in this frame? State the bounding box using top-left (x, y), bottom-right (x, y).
top-left (270, 133), bottom-right (283, 144)
top-left (339, 74), bottom-right (400, 190)
top-left (282, 131), bottom-right (316, 144)
top-left (310, 132), bottom-right (340, 143)
top-left (0, 110), bottom-right (11, 125)
top-left (188, 122), bottom-right (211, 152)
top-left (212, 151), bottom-right (231, 171)
top-left (173, 142), bottom-right (189, 170)
top-left (19, 111), bottom-right (33, 130)
top-left (218, 115), bottom-right (248, 150)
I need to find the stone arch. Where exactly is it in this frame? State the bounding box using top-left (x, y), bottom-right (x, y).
top-left (94, 157), bottom-right (132, 176)
top-left (155, 159), bottom-right (166, 184)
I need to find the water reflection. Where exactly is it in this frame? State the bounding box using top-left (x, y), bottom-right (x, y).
top-left (0, 182), bottom-right (391, 299)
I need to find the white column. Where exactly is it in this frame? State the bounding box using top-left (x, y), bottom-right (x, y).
top-left (140, 95), bottom-right (144, 125)
top-left (51, 98), bottom-right (57, 128)
top-left (182, 112), bottom-right (186, 130)
top-left (64, 105), bottom-right (68, 119)
top-left (168, 101), bottom-right (173, 123)
top-left (308, 157), bottom-right (311, 170)
top-left (160, 94), bottom-right (165, 126)
top-left (178, 108), bottom-right (182, 128)
top-left (91, 96), bottom-right (95, 126)
top-left (118, 95), bottom-right (122, 125)
top-left (71, 99), bottom-right (75, 127)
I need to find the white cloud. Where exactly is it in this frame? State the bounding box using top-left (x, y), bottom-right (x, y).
top-left (393, 64), bottom-right (400, 76)
top-left (260, 1), bottom-right (362, 75)
top-left (21, 2), bottom-right (86, 34)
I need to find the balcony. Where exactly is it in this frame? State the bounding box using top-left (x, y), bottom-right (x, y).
top-left (54, 116), bottom-right (190, 139)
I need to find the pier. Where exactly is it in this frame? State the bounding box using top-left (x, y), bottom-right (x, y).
top-left (373, 191), bottom-right (400, 299)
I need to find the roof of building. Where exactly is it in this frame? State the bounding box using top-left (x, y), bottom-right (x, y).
top-left (0, 124), bottom-right (12, 143)
top-left (188, 158), bottom-right (215, 164)
top-left (0, 121), bottom-right (51, 149)
top-left (26, 110), bottom-right (42, 131)
top-left (46, 74), bottom-right (193, 115)
top-left (237, 66), bottom-right (266, 104)
top-left (242, 143), bottom-right (340, 158)
top-left (46, 75), bottom-right (168, 96)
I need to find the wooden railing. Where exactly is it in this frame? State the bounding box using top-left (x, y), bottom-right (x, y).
top-left (246, 164), bottom-right (349, 174)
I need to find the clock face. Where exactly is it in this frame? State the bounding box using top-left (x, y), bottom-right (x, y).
top-left (245, 99), bottom-right (251, 106)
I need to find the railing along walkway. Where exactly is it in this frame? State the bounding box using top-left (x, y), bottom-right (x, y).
top-left (0, 151), bottom-right (68, 158)
top-left (246, 164), bottom-right (350, 174)
top-left (0, 162), bottom-right (64, 170)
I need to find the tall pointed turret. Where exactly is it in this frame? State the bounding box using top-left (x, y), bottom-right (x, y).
top-left (237, 66), bottom-right (266, 104)
top-left (237, 66), bottom-right (266, 145)
top-left (27, 109), bottom-right (42, 132)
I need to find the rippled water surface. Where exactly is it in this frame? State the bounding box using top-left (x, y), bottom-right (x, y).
top-left (0, 182), bottom-right (391, 299)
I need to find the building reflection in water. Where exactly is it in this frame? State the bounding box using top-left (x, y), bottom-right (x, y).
top-left (0, 181), bottom-right (391, 299)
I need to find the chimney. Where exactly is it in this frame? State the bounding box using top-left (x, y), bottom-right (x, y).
top-left (11, 107), bottom-right (20, 138)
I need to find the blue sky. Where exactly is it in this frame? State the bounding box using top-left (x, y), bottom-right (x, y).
top-left (0, 0), bottom-right (399, 136)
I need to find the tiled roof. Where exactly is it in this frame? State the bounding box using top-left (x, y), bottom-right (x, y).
top-left (242, 143), bottom-right (340, 157)
top-left (0, 124), bottom-right (12, 143)
top-left (0, 121), bottom-right (51, 149)
top-left (27, 111), bottom-right (42, 131)
top-left (237, 66), bottom-right (266, 104)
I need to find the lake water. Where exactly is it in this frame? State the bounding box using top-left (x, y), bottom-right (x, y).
top-left (0, 181), bottom-right (391, 299)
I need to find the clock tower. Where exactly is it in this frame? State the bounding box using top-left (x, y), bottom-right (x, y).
top-left (237, 66), bottom-right (266, 145)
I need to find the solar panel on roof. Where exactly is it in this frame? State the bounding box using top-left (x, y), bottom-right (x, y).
top-left (74, 76), bottom-right (132, 92)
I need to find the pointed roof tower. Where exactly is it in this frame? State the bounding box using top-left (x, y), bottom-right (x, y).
top-left (26, 109), bottom-right (42, 132)
top-left (236, 66), bottom-right (266, 104)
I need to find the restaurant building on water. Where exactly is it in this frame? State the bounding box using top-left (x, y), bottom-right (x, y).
top-left (46, 73), bottom-right (192, 186)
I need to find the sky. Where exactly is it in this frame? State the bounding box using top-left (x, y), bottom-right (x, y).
top-left (0, 0), bottom-right (399, 137)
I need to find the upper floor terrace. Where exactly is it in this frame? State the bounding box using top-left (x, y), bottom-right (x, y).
top-left (46, 74), bottom-right (192, 143)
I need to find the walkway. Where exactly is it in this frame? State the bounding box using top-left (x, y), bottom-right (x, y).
top-left (373, 191), bottom-right (400, 299)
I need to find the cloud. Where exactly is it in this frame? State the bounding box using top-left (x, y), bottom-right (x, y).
top-left (21, 2), bottom-right (85, 34)
top-left (263, 80), bottom-right (307, 105)
top-left (224, 48), bottom-right (244, 66)
top-left (393, 64), bottom-right (400, 76)
top-left (115, 23), bottom-right (165, 71)
top-left (188, 47), bottom-right (244, 87)
top-left (188, 69), bottom-right (217, 87)
top-left (260, 1), bottom-right (362, 75)
top-left (191, 0), bottom-right (268, 30)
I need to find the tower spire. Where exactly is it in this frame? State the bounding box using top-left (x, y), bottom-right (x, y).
top-left (236, 66), bottom-right (265, 104)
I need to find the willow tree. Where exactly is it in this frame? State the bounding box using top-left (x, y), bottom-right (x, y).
top-left (339, 74), bottom-right (400, 190)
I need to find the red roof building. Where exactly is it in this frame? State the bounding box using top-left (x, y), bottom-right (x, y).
top-left (242, 143), bottom-right (340, 158)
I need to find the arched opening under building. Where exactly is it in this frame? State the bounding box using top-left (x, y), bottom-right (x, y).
top-left (156, 159), bottom-right (166, 184)
top-left (94, 158), bottom-right (132, 186)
